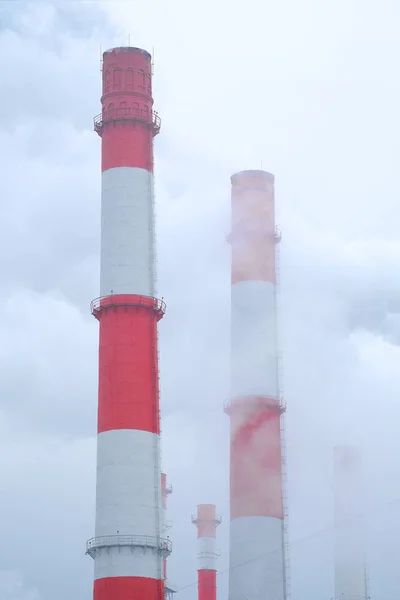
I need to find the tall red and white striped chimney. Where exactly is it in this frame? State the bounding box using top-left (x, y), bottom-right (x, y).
top-left (226, 170), bottom-right (288, 600)
top-left (334, 446), bottom-right (368, 600)
top-left (86, 46), bottom-right (169, 600)
top-left (191, 504), bottom-right (221, 600)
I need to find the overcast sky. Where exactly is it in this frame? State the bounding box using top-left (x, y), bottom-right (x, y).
top-left (1, 0), bottom-right (400, 599)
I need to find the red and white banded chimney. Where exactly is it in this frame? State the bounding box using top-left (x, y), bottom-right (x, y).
top-left (86, 47), bottom-right (169, 600)
top-left (226, 170), bottom-right (287, 600)
top-left (334, 446), bottom-right (368, 600)
top-left (191, 504), bottom-right (221, 600)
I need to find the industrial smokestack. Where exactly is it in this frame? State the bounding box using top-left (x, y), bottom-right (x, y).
top-left (226, 170), bottom-right (288, 600)
top-left (86, 46), bottom-right (169, 600)
top-left (192, 504), bottom-right (221, 600)
top-left (334, 445), bottom-right (369, 600)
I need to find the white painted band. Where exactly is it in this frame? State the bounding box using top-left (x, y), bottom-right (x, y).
top-left (197, 536), bottom-right (218, 570)
top-left (100, 167), bottom-right (156, 297)
top-left (95, 429), bottom-right (162, 538)
top-left (229, 516), bottom-right (285, 600)
top-left (94, 545), bottom-right (162, 580)
top-left (231, 280), bottom-right (278, 398)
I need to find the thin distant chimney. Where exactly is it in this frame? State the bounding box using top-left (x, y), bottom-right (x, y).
top-left (192, 504), bottom-right (221, 600)
top-left (334, 446), bottom-right (368, 600)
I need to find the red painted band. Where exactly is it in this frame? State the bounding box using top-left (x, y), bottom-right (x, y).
top-left (97, 297), bottom-right (161, 434)
top-left (196, 524), bottom-right (217, 538)
top-left (230, 398), bottom-right (283, 520)
top-left (101, 122), bottom-right (154, 172)
top-left (102, 47), bottom-right (152, 92)
top-left (197, 505), bottom-right (216, 521)
top-left (198, 570), bottom-right (217, 600)
top-left (231, 237), bottom-right (276, 284)
top-left (194, 504), bottom-right (219, 537)
top-left (99, 48), bottom-right (155, 172)
top-left (93, 294), bottom-right (165, 320)
top-left (94, 576), bottom-right (163, 600)
top-left (230, 170), bottom-right (276, 284)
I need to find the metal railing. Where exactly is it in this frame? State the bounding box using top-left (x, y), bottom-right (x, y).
top-left (331, 597), bottom-right (370, 600)
top-left (86, 534), bottom-right (172, 557)
top-left (163, 483), bottom-right (173, 495)
top-left (90, 294), bottom-right (166, 318)
top-left (191, 514), bottom-right (222, 526)
top-left (93, 107), bottom-right (161, 134)
top-left (196, 549), bottom-right (221, 559)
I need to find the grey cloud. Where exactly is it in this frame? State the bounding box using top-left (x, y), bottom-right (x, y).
top-left (49, 1), bottom-right (111, 40)
top-left (0, 123), bottom-right (99, 308)
top-left (0, 289), bottom-right (97, 436)
top-left (0, 0), bottom-right (110, 44)
top-left (347, 294), bottom-right (400, 344)
top-left (0, 0), bottom-right (113, 132)
top-left (0, 571), bottom-right (40, 600)
top-left (0, 428), bottom-right (95, 599)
